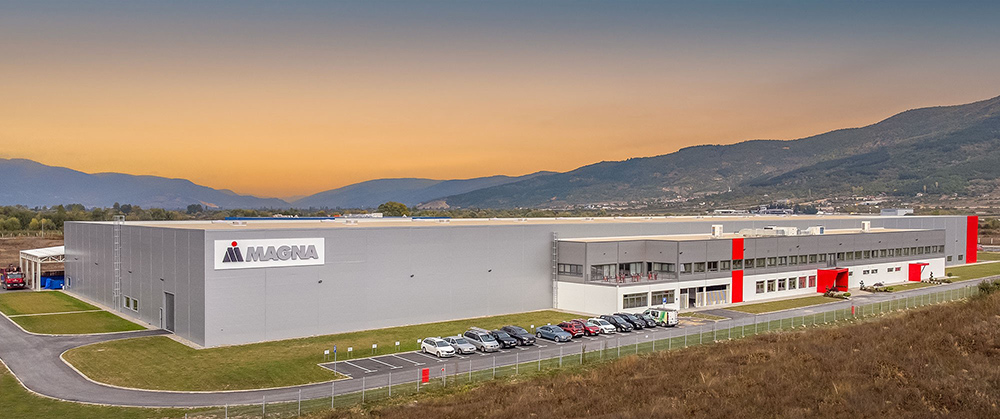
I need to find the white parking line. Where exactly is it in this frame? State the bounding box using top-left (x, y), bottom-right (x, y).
top-left (369, 357), bottom-right (403, 369)
top-left (342, 361), bottom-right (375, 374)
top-left (413, 352), bottom-right (447, 362)
top-left (391, 354), bottom-right (423, 365)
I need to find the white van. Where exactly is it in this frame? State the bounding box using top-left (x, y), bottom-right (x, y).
top-left (643, 307), bottom-right (679, 327)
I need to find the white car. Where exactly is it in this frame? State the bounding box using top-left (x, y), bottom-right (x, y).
top-left (588, 317), bottom-right (617, 334)
top-left (421, 337), bottom-right (456, 358)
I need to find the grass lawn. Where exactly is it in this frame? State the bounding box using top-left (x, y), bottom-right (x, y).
top-left (678, 312), bottom-right (727, 321)
top-left (64, 310), bottom-right (575, 391)
top-left (0, 291), bottom-right (97, 316)
top-left (977, 251), bottom-right (1000, 261)
top-left (888, 282), bottom-right (935, 292)
top-left (11, 311), bottom-right (145, 334)
top-left (727, 296), bottom-right (841, 314)
top-left (946, 261), bottom-right (1000, 282)
top-left (0, 362), bottom-right (197, 419)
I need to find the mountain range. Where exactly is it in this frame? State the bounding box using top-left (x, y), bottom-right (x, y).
top-left (2, 94), bottom-right (998, 210)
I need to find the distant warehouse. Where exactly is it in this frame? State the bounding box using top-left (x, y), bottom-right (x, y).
top-left (64, 214), bottom-right (979, 347)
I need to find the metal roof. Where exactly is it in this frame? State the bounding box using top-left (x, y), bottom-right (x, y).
top-left (19, 246), bottom-right (65, 259)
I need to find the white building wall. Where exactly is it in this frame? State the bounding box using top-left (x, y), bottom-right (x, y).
top-left (556, 282), bottom-right (619, 315)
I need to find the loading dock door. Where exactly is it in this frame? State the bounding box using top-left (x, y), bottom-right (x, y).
top-left (163, 292), bottom-right (175, 332)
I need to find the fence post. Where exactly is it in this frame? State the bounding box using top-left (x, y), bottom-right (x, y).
top-left (516, 352), bottom-right (519, 374)
top-left (389, 372), bottom-right (392, 397)
top-left (559, 347), bottom-right (563, 367)
top-left (469, 360), bottom-right (472, 382)
top-left (362, 376), bottom-right (365, 404)
top-left (332, 380), bottom-right (336, 408)
top-left (262, 396), bottom-right (266, 417)
top-left (538, 348), bottom-right (541, 371)
top-left (493, 356), bottom-right (496, 379)
top-left (225, 404), bottom-right (228, 419)
top-left (298, 389), bottom-right (302, 417)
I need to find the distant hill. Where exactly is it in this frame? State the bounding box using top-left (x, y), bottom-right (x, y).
top-left (0, 159), bottom-right (289, 209)
top-left (442, 95), bottom-right (1000, 208)
top-left (292, 172), bottom-right (553, 209)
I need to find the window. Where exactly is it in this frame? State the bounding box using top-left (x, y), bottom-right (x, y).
top-left (766, 257), bottom-right (776, 267)
top-left (756, 281), bottom-right (766, 294)
top-left (819, 254), bottom-right (828, 263)
top-left (767, 279), bottom-right (776, 292)
top-left (924, 246), bottom-right (932, 254)
top-left (880, 249), bottom-right (887, 258)
top-left (124, 296), bottom-right (131, 309)
top-left (837, 252), bottom-right (846, 261)
top-left (756, 258), bottom-right (766, 268)
top-left (651, 290), bottom-right (675, 305)
top-left (799, 276), bottom-right (807, 289)
top-left (558, 264), bottom-right (583, 276)
top-left (845, 252), bottom-right (854, 261)
top-left (959, 254), bottom-right (964, 261)
top-left (788, 256), bottom-right (797, 266)
top-left (800, 255), bottom-right (808, 264)
top-left (896, 267), bottom-right (902, 272)
top-left (623, 293), bottom-right (648, 309)
top-left (681, 263), bottom-right (692, 274)
top-left (809, 254), bottom-right (818, 264)
top-left (721, 260), bottom-right (731, 271)
top-left (947, 255), bottom-right (953, 262)
top-left (744, 259), bottom-right (754, 269)
top-left (778, 278), bottom-right (787, 291)
top-left (888, 249), bottom-right (895, 257)
top-left (132, 298), bottom-right (138, 311)
top-left (808, 275), bottom-right (817, 288)
top-left (732, 259), bottom-right (743, 269)
top-left (778, 256), bottom-right (788, 266)
top-left (707, 261), bottom-right (719, 272)
top-left (872, 269), bottom-right (878, 274)
top-left (789, 277), bottom-right (797, 290)
top-left (903, 248), bottom-right (910, 256)
top-left (652, 262), bottom-right (675, 273)
top-left (694, 262), bottom-right (706, 273)
top-left (863, 270), bottom-right (870, 275)
top-left (855, 251), bottom-right (863, 259)
top-left (123, 296), bottom-right (138, 312)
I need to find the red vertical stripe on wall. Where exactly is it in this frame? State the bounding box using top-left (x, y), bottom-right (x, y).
top-left (967, 216), bottom-right (978, 264)
top-left (732, 238), bottom-right (744, 260)
top-left (731, 270), bottom-right (743, 303)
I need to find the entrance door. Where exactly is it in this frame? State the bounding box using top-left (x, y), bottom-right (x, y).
top-left (163, 292), bottom-right (175, 332)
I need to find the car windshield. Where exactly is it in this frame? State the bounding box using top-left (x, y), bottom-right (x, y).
top-left (594, 319), bottom-right (609, 325)
top-left (508, 326), bottom-right (527, 334)
top-left (481, 334), bottom-right (496, 342)
top-left (436, 341), bottom-right (450, 347)
top-left (453, 338), bottom-right (469, 345)
top-left (612, 316), bottom-right (625, 322)
top-left (494, 331), bottom-right (510, 338)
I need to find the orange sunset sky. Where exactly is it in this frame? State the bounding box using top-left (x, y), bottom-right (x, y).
top-left (2, 1), bottom-right (1000, 199)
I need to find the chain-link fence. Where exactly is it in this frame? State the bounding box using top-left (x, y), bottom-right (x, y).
top-left (184, 283), bottom-right (983, 419)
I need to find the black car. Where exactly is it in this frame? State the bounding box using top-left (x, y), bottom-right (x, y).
top-left (500, 325), bottom-right (536, 346)
top-left (638, 313), bottom-right (658, 328)
top-left (600, 314), bottom-right (633, 332)
top-left (615, 313), bottom-right (645, 330)
top-left (490, 329), bottom-right (519, 348)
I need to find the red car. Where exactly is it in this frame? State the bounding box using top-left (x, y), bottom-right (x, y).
top-left (1, 269), bottom-right (26, 290)
top-left (557, 321), bottom-right (585, 338)
top-left (570, 319), bottom-right (601, 336)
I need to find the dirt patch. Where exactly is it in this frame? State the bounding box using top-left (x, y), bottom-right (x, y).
top-left (0, 236), bottom-right (64, 269)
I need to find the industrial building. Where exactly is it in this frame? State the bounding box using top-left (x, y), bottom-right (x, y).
top-left (63, 214), bottom-right (978, 347)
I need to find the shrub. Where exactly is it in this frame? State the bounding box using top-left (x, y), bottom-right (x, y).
top-left (843, 292), bottom-right (852, 297)
top-left (978, 279), bottom-right (1000, 295)
top-left (886, 287), bottom-right (894, 292)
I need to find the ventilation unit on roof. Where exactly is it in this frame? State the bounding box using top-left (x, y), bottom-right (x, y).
top-left (862, 221), bottom-right (871, 232)
top-left (711, 225), bottom-right (723, 238)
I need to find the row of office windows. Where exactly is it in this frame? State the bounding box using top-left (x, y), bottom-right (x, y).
top-left (681, 245), bottom-right (945, 275)
top-left (623, 290), bottom-right (676, 309)
top-left (557, 263), bottom-right (584, 276)
top-left (756, 275), bottom-right (817, 294)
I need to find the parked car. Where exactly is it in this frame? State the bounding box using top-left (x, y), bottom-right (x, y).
top-left (421, 337), bottom-right (456, 358)
top-left (0, 270), bottom-right (26, 290)
top-left (464, 327), bottom-right (501, 352)
top-left (444, 335), bottom-right (477, 354)
top-left (570, 319), bottom-right (601, 336)
top-left (642, 308), bottom-right (679, 327)
top-left (600, 314), bottom-right (633, 332)
top-left (615, 312), bottom-right (646, 330)
top-left (587, 317), bottom-right (617, 334)
top-left (637, 313), bottom-right (658, 328)
top-left (489, 329), bottom-right (519, 348)
top-left (500, 325), bottom-right (536, 346)
top-left (536, 325), bottom-right (573, 342)
top-left (557, 321), bottom-right (585, 338)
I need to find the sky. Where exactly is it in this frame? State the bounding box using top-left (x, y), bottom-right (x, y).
top-left (2, 1), bottom-right (1000, 199)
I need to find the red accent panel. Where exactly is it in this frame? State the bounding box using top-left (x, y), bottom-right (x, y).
top-left (732, 238), bottom-right (744, 260)
top-left (731, 270), bottom-right (744, 303)
top-left (967, 216), bottom-right (978, 264)
top-left (817, 268), bottom-right (848, 293)
top-left (421, 368), bottom-right (430, 383)
top-left (908, 263), bottom-right (929, 282)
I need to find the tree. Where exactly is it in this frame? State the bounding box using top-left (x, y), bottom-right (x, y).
top-left (1, 217), bottom-right (20, 231)
top-left (377, 201), bottom-right (410, 217)
top-left (187, 204), bottom-right (204, 215)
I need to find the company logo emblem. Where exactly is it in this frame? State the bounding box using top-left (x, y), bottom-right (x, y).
top-left (214, 238), bottom-right (325, 270)
top-left (222, 241), bottom-right (245, 263)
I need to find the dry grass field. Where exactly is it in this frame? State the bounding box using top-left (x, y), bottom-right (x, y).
top-left (315, 291), bottom-right (1000, 418)
top-left (0, 235), bottom-right (63, 267)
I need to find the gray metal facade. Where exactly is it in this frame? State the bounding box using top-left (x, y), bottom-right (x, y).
top-left (64, 215), bottom-right (972, 347)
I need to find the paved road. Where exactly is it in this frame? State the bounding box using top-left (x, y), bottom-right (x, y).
top-left (0, 276), bottom-right (993, 408)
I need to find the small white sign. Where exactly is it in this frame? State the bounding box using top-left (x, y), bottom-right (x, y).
top-left (324, 350), bottom-right (330, 355)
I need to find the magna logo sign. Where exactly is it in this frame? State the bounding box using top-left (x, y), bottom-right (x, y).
top-left (214, 238), bottom-right (325, 270)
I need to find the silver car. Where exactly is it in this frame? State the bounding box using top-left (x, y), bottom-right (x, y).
top-left (444, 335), bottom-right (477, 354)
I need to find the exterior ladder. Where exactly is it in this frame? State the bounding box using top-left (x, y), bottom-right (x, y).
top-left (112, 215), bottom-right (124, 311)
